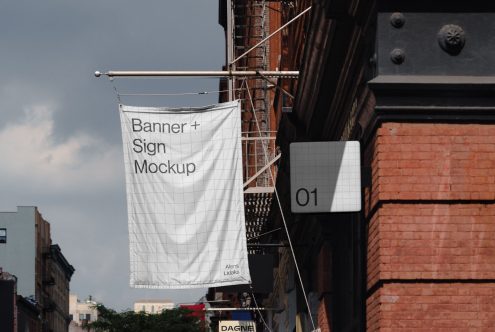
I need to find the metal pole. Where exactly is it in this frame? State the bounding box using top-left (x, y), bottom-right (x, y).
top-left (226, 0), bottom-right (235, 101)
top-left (94, 70), bottom-right (299, 78)
top-left (230, 6), bottom-right (312, 65)
top-left (206, 307), bottom-right (280, 311)
top-left (257, 72), bottom-right (295, 99)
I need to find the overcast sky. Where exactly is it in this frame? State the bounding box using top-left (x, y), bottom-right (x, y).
top-left (0, 0), bottom-right (224, 310)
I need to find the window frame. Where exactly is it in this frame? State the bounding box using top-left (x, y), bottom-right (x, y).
top-left (0, 228), bottom-right (6, 243)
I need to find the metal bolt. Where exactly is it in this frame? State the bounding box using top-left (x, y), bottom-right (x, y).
top-left (438, 24), bottom-right (465, 55)
top-left (390, 12), bottom-right (405, 28)
top-left (390, 48), bottom-right (405, 65)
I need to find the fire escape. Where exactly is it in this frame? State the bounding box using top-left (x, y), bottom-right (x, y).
top-left (232, 0), bottom-right (279, 255)
top-left (209, 2), bottom-right (312, 329)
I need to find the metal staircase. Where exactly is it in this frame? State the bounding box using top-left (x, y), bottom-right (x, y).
top-left (231, 0), bottom-right (278, 254)
top-left (233, 0), bottom-right (274, 190)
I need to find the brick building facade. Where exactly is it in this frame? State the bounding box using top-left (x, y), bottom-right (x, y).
top-left (214, 0), bottom-right (495, 331)
top-left (0, 207), bottom-right (75, 332)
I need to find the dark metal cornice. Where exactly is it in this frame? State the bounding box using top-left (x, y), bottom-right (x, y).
top-left (369, 75), bottom-right (495, 90)
top-left (360, 74), bottom-right (495, 148)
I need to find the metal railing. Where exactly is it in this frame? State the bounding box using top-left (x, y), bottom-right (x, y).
top-left (242, 131), bottom-right (277, 190)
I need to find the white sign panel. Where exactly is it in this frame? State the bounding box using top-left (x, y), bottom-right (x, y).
top-left (219, 321), bottom-right (256, 332)
top-left (290, 141), bottom-right (361, 213)
top-left (119, 101), bottom-right (251, 289)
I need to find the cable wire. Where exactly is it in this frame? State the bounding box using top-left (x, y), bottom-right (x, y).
top-left (117, 88), bottom-right (245, 97)
top-left (230, 6), bottom-right (312, 65)
top-left (110, 79), bottom-right (121, 104)
top-left (250, 285), bottom-right (272, 332)
top-left (244, 79), bottom-right (317, 331)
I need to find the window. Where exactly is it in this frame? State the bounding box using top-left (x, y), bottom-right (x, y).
top-left (86, 314), bottom-right (91, 321)
top-left (79, 313), bottom-right (86, 321)
top-left (0, 229), bottom-right (6, 243)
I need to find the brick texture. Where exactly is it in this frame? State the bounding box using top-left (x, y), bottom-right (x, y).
top-left (367, 203), bottom-right (495, 289)
top-left (367, 123), bottom-right (495, 212)
top-left (365, 123), bottom-right (495, 331)
top-left (367, 283), bottom-right (495, 331)
top-left (318, 294), bottom-right (332, 332)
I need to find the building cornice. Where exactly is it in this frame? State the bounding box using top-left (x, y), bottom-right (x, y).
top-left (50, 244), bottom-right (75, 280)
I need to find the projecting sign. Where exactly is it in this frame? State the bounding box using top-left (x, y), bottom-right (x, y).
top-left (219, 320), bottom-right (256, 332)
top-left (290, 141), bottom-right (361, 213)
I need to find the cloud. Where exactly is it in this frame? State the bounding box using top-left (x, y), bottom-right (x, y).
top-left (0, 0), bottom-right (223, 310)
top-left (0, 103), bottom-right (122, 194)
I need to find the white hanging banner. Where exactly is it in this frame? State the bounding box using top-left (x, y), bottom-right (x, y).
top-left (119, 100), bottom-right (251, 289)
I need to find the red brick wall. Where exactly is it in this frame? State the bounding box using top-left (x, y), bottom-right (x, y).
top-left (367, 203), bottom-right (495, 289)
top-left (318, 294), bottom-right (332, 332)
top-left (370, 123), bottom-right (495, 209)
top-left (365, 123), bottom-right (495, 331)
top-left (367, 283), bottom-right (495, 331)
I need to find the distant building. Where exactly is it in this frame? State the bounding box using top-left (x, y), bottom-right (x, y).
top-left (0, 269), bottom-right (41, 332)
top-left (133, 299), bottom-right (174, 314)
top-left (17, 294), bottom-right (42, 332)
top-left (0, 206), bottom-right (75, 332)
top-left (0, 270), bottom-right (18, 332)
top-left (0, 206), bottom-right (40, 298)
top-left (69, 294), bottom-right (98, 332)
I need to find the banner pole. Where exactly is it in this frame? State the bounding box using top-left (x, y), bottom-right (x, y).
top-left (94, 70), bottom-right (299, 78)
top-left (226, 0), bottom-right (234, 101)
